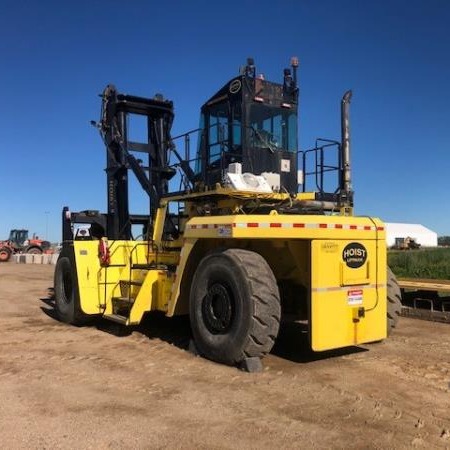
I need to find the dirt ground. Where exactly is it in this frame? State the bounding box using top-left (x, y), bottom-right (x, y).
top-left (1, 264), bottom-right (450, 449)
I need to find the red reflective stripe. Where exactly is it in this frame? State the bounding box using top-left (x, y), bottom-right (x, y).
top-left (190, 222), bottom-right (380, 231)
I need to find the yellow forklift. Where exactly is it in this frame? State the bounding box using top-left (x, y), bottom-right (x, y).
top-left (54, 57), bottom-right (401, 370)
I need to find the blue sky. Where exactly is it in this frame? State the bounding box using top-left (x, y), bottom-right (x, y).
top-left (1, 0), bottom-right (449, 241)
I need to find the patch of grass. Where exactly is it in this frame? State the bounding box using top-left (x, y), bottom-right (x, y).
top-left (388, 248), bottom-right (450, 280)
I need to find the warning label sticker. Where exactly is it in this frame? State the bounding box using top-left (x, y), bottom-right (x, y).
top-left (347, 289), bottom-right (363, 305)
top-left (217, 225), bottom-right (232, 237)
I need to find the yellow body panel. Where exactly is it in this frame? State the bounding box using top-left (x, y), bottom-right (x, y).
top-left (73, 240), bottom-right (178, 317)
top-left (167, 239), bottom-right (196, 316)
top-left (310, 239), bottom-right (387, 350)
top-left (153, 205), bottom-right (168, 250)
top-left (184, 215), bottom-right (385, 240)
top-left (73, 241), bottom-right (106, 314)
top-left (128, 270), bottom-right (172, 324)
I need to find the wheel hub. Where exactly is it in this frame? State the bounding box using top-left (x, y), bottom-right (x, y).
top-left (202, 283), bottom-right (233, 334)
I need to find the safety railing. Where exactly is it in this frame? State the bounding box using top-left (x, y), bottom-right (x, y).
top-left (298, 139), bottom-right (342, 195)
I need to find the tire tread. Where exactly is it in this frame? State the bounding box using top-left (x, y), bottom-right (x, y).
top-left (190, 248), bottom-right (281, 365)
top-left (387, 267), bottom-right (402, 335)
top-left (224, 249), bottom-right (281, 361)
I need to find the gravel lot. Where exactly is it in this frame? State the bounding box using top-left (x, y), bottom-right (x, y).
top-left (1, 263), bottom-right (450, 449)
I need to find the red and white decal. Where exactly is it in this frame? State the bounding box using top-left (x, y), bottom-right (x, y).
top-left (188, 224), bottom-right (218, 230)
top-left (186, 223), bottom-right (384, 231)
top-left (347, 289), bottom-right (363, 305)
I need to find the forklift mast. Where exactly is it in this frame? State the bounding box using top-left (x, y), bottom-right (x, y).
top-left (97, 85), bottom-right (175, 240)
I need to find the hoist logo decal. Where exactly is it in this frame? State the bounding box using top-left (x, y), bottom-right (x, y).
top-left (342, 242), bottom-right (367, 268)
top-left (229, 79), bottom-right (242, 94)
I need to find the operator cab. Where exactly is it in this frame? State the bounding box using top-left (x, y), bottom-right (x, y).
top-left (9, 229), bottom-right (28, 245)
top-left (196, 57), bottom-right (299, 193)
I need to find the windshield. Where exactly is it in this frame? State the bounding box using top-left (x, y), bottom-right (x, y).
top-left (249, 104), bottom-right (297, 152)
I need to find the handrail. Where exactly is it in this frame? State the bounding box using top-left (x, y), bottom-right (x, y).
top-left (298, 140), bottom-right (341, 195)
top-left (127, 241), bottom-right (153, 301)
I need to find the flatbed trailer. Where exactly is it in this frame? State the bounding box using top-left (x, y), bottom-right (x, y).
top-left (398, 278), bottom-right (450, 323)
top-left (398, 278), bottom-right (450, 292)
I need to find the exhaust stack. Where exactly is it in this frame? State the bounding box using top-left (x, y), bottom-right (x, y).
top-left (290, 56), bottom-right (299, 87)
top-left (340, 90), bottom-right (353, 201)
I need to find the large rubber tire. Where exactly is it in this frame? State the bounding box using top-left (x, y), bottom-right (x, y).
top-left (189, 249), bottom-right (281, 365)
top-left (27, 247), bottom-right (42, 255)
top-left (54, 256), bottom-right (89, 325)
top-left (387, 267), bottom-right (402, 335)
top-left (0, 247), bottom-right (11, 262)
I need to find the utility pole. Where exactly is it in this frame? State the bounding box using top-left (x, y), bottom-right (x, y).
top-left (45, 211), bottom-right (49, 240)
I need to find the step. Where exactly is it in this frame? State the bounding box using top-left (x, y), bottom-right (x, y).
top-left (112, 296), bottom-right (136, 307)
top-left (119, 280), bottom-right (142, 300)
top-left (112, 296), bottom-right (135, 316)
top-left (131, 263), bottom-right (156, 270)
top-left (103, 314), bottom-right (128, 325)
top-left (113, 295), bottom-right (136, 303)
top-left (120, 280), bottom-right (143, 286)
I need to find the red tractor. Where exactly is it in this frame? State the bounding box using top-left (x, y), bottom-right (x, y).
top-left (0, 229), bottom-right (51, 262)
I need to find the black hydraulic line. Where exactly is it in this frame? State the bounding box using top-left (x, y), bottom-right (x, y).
top-left (126, 153), bottom-right (154, 198)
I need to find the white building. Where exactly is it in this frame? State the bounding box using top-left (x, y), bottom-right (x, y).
top-left (385, 222), bottom-right (438, 248)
